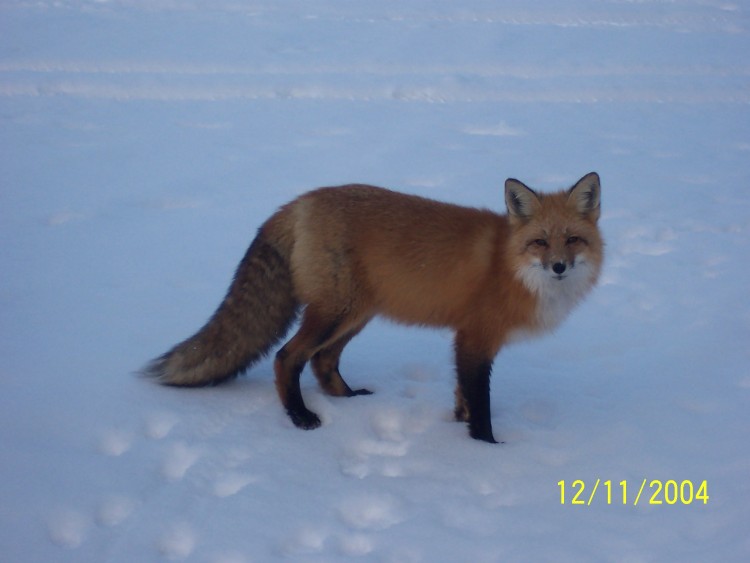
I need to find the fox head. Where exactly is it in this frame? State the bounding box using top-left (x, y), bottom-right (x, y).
top-left (504, 172), bottom-right (603, 326)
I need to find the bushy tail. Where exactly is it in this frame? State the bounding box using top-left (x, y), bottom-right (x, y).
top-left (144, 223), bottom-right (298, 387)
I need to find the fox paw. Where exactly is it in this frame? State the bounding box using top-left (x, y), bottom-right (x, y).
top-left (470, 429), bottom-right (499, 444)
top-left (288, 408), bottom-right (322, 430)
top-left (348, 388), bottom-right (373, 397)
top-left (468, 421), bottom-right (500, 444)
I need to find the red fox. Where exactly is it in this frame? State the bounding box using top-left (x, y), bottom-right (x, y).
top-left (145, 173), bottom-right (603, 443)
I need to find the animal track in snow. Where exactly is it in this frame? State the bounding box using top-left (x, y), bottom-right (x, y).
top-left (338, 494), bottom-right (404, 531)
top-left (158, 522), bottom-right (196, 560)
top-left (47, 508), bottom-right (88, 548)
top-left (77, 409), bottom-right (249, 559)
top-left (340, 409), bottom-right (411, 479)
top-left (283, 523), bottom-right (374, 557)
top-left (282, 525), bottom-right (329, 556)
top-left (98, 429), bottom-right (133, 457)
top-left (471, 480), bottom-right (522, 509)
top-left (144, 411), bottom-right (179, 439)
top-left (212, 471), bottom-right (257, 498)
top-left (96, 495), bottom-right (137, 527)
top-left (337, 533), bottom-right (374, 557)
top-left (340, 405), bottom-right (437, 479)
top-left (46, 209), bottom-right (86, 226)
top-left (162, 441), bottom-right (202, 481)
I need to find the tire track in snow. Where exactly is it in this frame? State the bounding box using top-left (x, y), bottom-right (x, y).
top-left (1, 61), bottom-right (749, 103)
top-left (1, 1), bottom-right (746, 102)
top-left (2, 0), bottom-right (744, 33)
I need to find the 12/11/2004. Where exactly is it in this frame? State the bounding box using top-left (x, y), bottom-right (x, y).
top-left (558, 479), bottom-right (709, 506)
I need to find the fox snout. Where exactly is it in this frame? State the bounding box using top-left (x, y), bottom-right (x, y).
top-left (549, 260), bottom-right (570, 281)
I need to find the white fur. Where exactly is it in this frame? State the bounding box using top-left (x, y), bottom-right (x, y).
top-left (516, 254), bottom-right (596, 333)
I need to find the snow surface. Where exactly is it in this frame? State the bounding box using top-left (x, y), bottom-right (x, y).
top-left (1, 1), bottom-right (749, 561)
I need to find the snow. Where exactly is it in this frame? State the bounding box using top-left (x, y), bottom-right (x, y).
top-left (1, 0), bottom-right (749, 561)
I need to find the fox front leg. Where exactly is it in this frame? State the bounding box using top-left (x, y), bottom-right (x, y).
top-left (454, 339), bottom-right (498, 443)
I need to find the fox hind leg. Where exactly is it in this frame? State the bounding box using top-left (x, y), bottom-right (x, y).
top-left (274, 309), bottom-right (337, 429)
top-left (311, 320), bottom-right (373, 397)
top-left (274, 345), bottom-right (320, 430)
top-left (275, 307), bottom-right (370, 430)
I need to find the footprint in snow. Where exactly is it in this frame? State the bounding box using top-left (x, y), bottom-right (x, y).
top-left (144, 411), bottom-right (178, 440)
top-left (96, 495), bottom-right (137, 527)
top-left (212, 471), bottom-right (257, 498)
top-left (337, 533), bottom-right (374, 557)
top-left (338, 494), bottom-right (404, 531)
top-left (46, 210), bottom-right (86, 226)
top-left (47, 508), bottom-right (88, 549)
top-left (340, 408), bottom-right (412, 479)
top-left (158, 522), bottom-right (196, 560)
top-left (98, 429), bottom-right (133, 457)
top-left (281, 525), bottom-right (329, 556)
top-left (284, 525), bottom-right (374, 557)
top-left (162, 441), bottom-right (202, 481)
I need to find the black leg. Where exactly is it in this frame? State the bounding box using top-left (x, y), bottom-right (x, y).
top-left (273, 308), bottom-right (346, 430)
top-left (275, 347), bottom-right (321, 430)
top-left (455, 343), bottom-right (498, 444)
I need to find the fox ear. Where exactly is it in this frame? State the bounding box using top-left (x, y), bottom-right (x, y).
top-left (505, 178), bottom-right (540, 220)
top-left (568, 172), bottom-right (601, 221)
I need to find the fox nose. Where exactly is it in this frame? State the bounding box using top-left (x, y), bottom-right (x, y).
top-left (552, 262), bottom-right (566, 275)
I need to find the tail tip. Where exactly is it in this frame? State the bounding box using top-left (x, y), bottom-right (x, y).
top-left (139, 353), bottom-right (175, 385)
top-left (138, 351), bottom-right (239, 388)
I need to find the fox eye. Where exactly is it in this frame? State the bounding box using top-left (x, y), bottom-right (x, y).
top-left (566, 236), bottom-right (581, 245)
top-left (531, 239), bottom-right (548, 248)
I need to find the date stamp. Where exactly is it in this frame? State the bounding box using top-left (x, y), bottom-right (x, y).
top-left (558, 479), bottom-right (709, 506)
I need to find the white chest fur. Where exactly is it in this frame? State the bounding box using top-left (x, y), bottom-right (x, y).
top-left (516, 255), bottom-right (596, 333)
